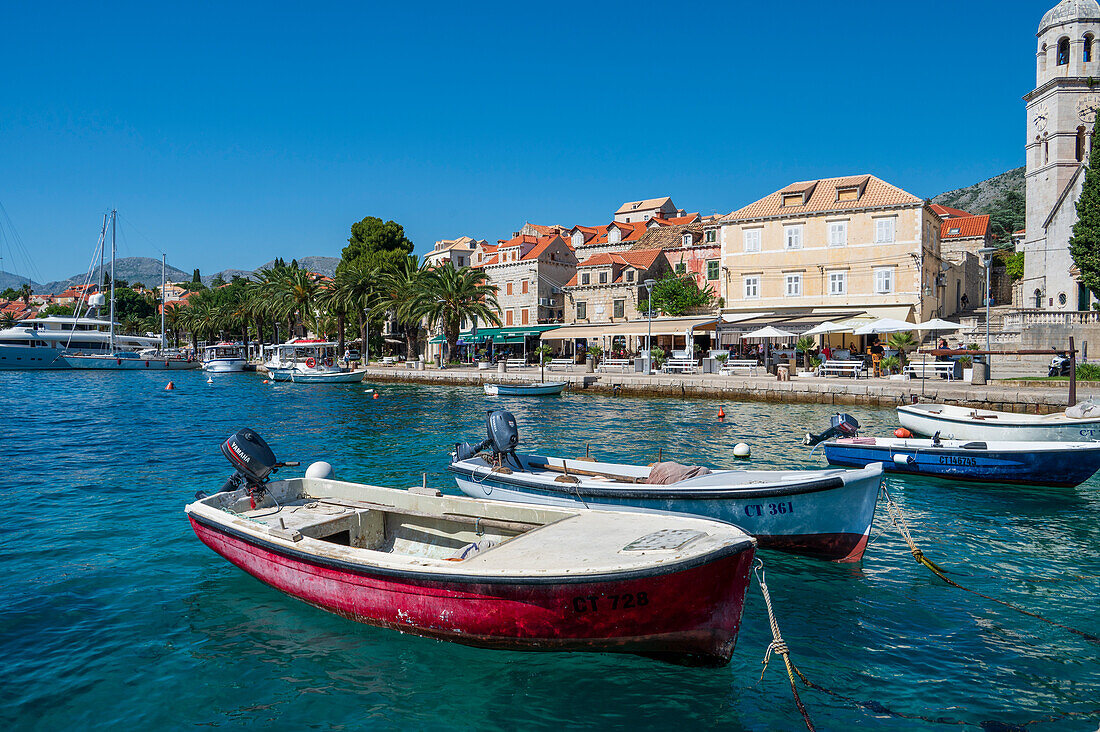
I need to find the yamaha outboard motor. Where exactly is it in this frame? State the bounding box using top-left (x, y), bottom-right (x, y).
top-left (200, 428), bottom-right (298, 504)
top-left (454, 410), bottom-right (520, 467)
top-left (804, 413), bottom-right (861, 446)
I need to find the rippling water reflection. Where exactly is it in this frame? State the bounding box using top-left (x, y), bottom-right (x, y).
top-left (2, 370), bottom-right (1098, 730)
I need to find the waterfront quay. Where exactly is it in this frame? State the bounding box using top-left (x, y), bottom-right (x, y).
top-left (361, 364), bottom-right (1080, 413)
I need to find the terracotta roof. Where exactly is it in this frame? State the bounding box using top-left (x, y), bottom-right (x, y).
top-left (629, 222), bottom-right (707, 251)
top-left (941, 214), bottom-right (990, 239)
top-left (723, 174), bottom-right (923, 222)
top-left (524, 223), bottom-right (567, 236)
top-left (615, 196), bottom-right (672, 215)
top-left (575, 248), bottom-right (665, 270)
top-left (930, 204), bottom-right (973, 218)
top-left (1013, 228), bottom-right (1026, 235)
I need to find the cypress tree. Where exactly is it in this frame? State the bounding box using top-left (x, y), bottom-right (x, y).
top-left (1070, 122), bottom-right (1100, 296)
top-left (192, 268), bottom-right (201, 284)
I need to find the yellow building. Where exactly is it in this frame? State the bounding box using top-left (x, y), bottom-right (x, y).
top-left (711, 175), bottom-right (950, 328)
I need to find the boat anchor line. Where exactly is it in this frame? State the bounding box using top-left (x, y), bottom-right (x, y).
top-left (754, 559), bottom-right (815, 732)
top-left (880, 485), bottom-right (1100, 645)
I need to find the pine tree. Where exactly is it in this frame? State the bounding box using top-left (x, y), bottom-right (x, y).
top-left (1070, 123), bottom-right (1100, 296)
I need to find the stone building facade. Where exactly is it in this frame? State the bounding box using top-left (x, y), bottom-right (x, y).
top-left (477, 234), bottom-right (576, 326)
top-left (562, 249), bottom-right (670, 325)
top-left (1022, 0), bottom-right (1100, 311)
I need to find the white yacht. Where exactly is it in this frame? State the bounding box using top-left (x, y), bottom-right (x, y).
top-left (0, 316), bottom-right (161, 370)
top-left (202, 343), bottom-right (248, 372)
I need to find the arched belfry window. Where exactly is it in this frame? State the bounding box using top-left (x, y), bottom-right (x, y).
top-left (1086, 34), bottom-right (1094, 62)
top-left (1034, 289), bottom-right (1044, 308)
top-left (1078, 126), bottom-right (1087, 162)
top-left (1058, 37), bottom-right (1071, 65)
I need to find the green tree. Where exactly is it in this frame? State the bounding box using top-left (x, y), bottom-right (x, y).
top-left (271, 268), bottom-right (322, 338)
top-left (371, 256), bottom-right (428, 359)
top-left (339, 217), bottom-right (414, 273)
top-left (0, 312), bottom-right (16, 328)
top-left (637, 272), bottom-right (715, 316)
top-left (1071, 123), bottom-right (1100, 296)
top-left (794, 335), bottom-right (816, 369)
top-left (211, 274), bottom-right (227, 288)
top-left (418, 263), bottom-right (500, 363)
top-left (192, 269), bottom-right (201, 284)
top-left (19, 283), bottom-right (32, 304)
top-left (887, 331), bottom-right (918, 369)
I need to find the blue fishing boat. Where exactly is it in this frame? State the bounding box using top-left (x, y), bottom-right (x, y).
top-left (807, 414), bottom-right (1100, 487)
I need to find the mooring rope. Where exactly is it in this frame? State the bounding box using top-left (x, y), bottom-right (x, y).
top-left (880, 484), bottom-right (1100, 645)
top-left (754, 558), bottom-right (816, 732)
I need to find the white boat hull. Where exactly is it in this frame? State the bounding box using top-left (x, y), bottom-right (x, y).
top-left (897, 403), bottom-right (1100, 441)
top-left (0, 345), bottom-right (70, 370)
top-left (269, 368), bottom-right (365, 383)
top-left (64, 354), bottom-right (200, 370)
top-left (203, 359), bottom-right (247, 373)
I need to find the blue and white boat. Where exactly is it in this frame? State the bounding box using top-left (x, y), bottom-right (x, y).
top-left (484, 381), bottom-right (566, 396)
top-left (203, 343), bottom-right (248, 373)
top-left (820, 436), bottom-right (1100, 487)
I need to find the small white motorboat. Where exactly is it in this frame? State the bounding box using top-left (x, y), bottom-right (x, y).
top-left (202, 343), bottom-right (248, 372)
top-left (484, 381), bottom-right (567, 396)
top-left (450, 411), bottom-right (883, 562)
top-left (264, 340), bottom-right (364, 384)
top-left (897, 401), bottom-right (1100, 441)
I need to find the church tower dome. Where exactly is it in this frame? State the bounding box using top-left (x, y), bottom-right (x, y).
top-left (1040, 0), bottom-right (1100, 34)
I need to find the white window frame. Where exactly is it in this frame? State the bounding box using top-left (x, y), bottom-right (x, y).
top-left (743, 276), bottom-right (760, 299)
top-left (705, 229), bottom-right (716, 243)
top-left (874, 267), bottom-right (895, 294)
top-left (785, 273), bottom-right (802, 297)
top-left (599, 271), bottom-right (608, 284)
top-left (581, 273), bottom-right (590, 285)
top-left (572, 232), bottom-right (584, 247)
top-left (681, 233), bottom-right (693, 246)
top-left (828, 271), bottom-right (847, 295)
top-left (576, 301), bottom-right (587, 320)
top-left (874, 217), bottom-right (896, 244)
top-left (828, 221), bottom-right (848, 247)
top-left (743, 228), bottom-right (761, 252)
top-left (608, 227), bottom-right (621, 244)
top-left (784, 225), bottom-right (803, 250)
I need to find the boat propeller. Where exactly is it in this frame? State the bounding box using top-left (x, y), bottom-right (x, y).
top-left (194, 428), bottom-right (299, 502)
top-left (454, 410), bottom-right (520, 467)
top-left (803, 413), bottom-right (861, 446)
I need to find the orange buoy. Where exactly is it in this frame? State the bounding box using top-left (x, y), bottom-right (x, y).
top-left (262, 379), bottom-right (269, 384)
top-left (718, 407), bottom-right (725, 420)
top-left (165, 381), bottom-right (175, 391)
top-left (373, 392), bottom-right (380, 400)
top-left (894, 427), bottom-right (911, 438)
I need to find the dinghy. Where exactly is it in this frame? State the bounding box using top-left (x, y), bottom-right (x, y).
top-left (186, 429), bottom-right (758, 667)
top-left (897, 401), bottom-right (1100, 441)
top-left (484, 381), bottom-right (567, 396)
top-left (806, 414), bottom-right (1100, 486)
top-left (449, 411), bottom-right (883, 562)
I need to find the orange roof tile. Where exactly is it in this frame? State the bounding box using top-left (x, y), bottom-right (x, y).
top-left (930, 204), bottom-right (973, 218)
top-left (941, 214), bottom-right (990, 239)
top-left (724, 174), bottom-right (923, 222)
top-left (615, 196), bottom-right (672, 215)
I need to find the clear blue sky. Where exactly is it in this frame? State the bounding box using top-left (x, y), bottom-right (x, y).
top-left (1, 0), bottom-right (1043, 283)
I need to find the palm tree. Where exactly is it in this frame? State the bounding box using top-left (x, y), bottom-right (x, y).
top-left (887, 331), bottom-right (918, 369)
top-left (331, 262), bottom-right (382, 360)
top-left (0, 312), bottom-right (16, 329)
top-left (316, 279), bottom-right (351, 355)
top-left (372, 255), bottom-right (427, 359)
top-left (418, 263), bottom-right (501, 363)
top-left (163, 303), bottom-right (186, 348)
top-left (271, 268), bottom-right (321, 338)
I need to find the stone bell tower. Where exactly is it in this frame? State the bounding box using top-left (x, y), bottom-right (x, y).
top-left (1023, 0), bottom-right (1100, 310)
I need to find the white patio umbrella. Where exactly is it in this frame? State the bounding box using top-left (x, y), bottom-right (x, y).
top-left (742, 326), bottom-right (796, 340)
top-left (915, 318), bottom-right (961, 331)
top-left (852, 318), bottom-right (914, 335)
top-left (802, 320), bottom-right (844, 336)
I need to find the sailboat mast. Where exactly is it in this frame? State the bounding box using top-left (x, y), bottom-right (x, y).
top-left (108, 210), bottom-right (116, 353)
top-left (161, 253), bottom-right (166, 352)
top-left (100, 213), bottom-right (107, 296)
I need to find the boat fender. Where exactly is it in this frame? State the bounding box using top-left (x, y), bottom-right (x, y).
top-left (116, 358), bottom-right (121, 365)
top-left (145, 360), bottom-right (150, 368)
top-left (894, 428), bottom-right (912, 438)
top-left (324, 357), bottom-right (333, 367)
top-left (305, 461), bottom-right (335, 480)
top-left (893, 454), bottom-right (915, 466)
top-left (305, 357), bottom-right (316, 368)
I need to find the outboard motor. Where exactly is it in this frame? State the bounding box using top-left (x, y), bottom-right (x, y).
top-left (454, 410), bottom-right (520, 467)
top-left (803, 413), bottom-right (861, 446)
top-left (200, 428), bottom-right (298, 506)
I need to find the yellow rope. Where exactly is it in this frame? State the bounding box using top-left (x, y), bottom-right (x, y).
top-left (880, 485), bottom-right (1100, 644)
top-left (754, 558), bottom-right (816, 732)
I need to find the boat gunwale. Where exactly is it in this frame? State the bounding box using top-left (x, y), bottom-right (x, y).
top-left (898, 402), bottom-right (1100, 427)
top-left (185, 509), bottom-right (756, 585)
top-left (447, 455), bottom-right (876, 500)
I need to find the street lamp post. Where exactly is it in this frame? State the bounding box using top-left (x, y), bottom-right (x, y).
top-left (979, 247), bottom-right (996, 378)
top-left (643, 278), bottom-right (656, 375)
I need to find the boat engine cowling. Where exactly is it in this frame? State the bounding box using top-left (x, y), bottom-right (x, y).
top-left (454, 410), bottom-right (520, 464)
top-left (803, 413), bottom-right (861, 446)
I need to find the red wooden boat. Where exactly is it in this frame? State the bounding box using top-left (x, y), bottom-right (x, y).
top-left (185, 430), bottom-right (758, 666)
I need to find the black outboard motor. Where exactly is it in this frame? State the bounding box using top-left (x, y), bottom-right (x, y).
top-left (199, 428), bottom-right (298, 505)
top-left (454, 410), bottom-right (520, 467)
top-left (804, 413), bottom-right (861, 446)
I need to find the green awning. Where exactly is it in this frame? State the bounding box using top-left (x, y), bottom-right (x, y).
top-left (495, 336), bottom-right (525, 344)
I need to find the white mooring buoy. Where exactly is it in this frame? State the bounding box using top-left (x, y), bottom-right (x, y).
top-left (733, 443), bottom-right (751, 458)
top-left (305, 461), bottom-right (335, 480)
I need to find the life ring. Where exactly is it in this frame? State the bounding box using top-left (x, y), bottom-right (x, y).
top-left (305, 357), bottom-right (316, 368)
top-left (323, 357), bottom-right (333, 367)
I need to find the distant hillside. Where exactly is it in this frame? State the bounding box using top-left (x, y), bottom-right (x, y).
top-left (200, 256), bottom-right (341, 286)
top-left (39, 257), bottom-right (190, 295)
top-left (0, 271), bottom-right (40, 291)
top-left (933, 167), bottom-right (1025, 243)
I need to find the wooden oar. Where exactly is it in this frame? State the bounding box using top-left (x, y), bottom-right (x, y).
top-left (526, 460), bottom-right (644, 484)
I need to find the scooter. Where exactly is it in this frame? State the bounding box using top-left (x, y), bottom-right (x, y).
top-left (1049, 351), bottom-right (1072, 377)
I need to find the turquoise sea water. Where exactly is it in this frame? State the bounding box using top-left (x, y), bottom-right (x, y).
top-left (2, 370), bottom-right (1098, 730)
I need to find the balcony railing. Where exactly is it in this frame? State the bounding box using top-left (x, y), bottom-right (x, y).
top-left (1001, 309), bottom-right (1100, 331)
